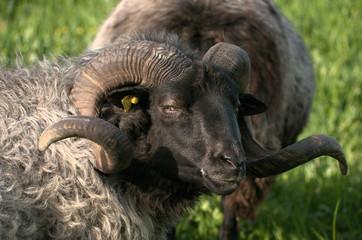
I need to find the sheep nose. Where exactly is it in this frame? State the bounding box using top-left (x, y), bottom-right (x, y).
top-left (219, 152), bottom-right (247, 178)
top-left (215, 149), bottom-right (244, 168)
top-left (220, 153), bottom-right (242, 169)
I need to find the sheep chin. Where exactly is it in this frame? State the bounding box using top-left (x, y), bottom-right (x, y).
top-left (200, 168), bottom-right (245, 196)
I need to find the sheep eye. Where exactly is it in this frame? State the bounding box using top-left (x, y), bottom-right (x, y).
top-left (160, 105), bottom-right (182, 118)
top-left (162, 105), bottom-right (177, 113)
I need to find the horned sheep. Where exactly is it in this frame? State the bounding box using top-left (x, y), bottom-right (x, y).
top-left (90, 0), bottom-right (337, 238)
top-left (0, 1), bottom-right (347, 240)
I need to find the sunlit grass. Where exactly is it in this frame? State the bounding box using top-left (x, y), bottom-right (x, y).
top-left (1, 0), bottom-right (360, 239)
top-left (0, 0), bottom-right (119, 64)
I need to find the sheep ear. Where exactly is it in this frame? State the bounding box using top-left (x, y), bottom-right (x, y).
top-left (107, 87), bottom-right (149, 111)
top-left (239, 94), bottom-right (268, 116)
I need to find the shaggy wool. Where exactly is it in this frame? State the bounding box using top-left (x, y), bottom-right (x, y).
top-left (0, 57), bottom-right (194, 239)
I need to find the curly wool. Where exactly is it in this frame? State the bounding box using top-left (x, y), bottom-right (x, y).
top-left (0, 58), bottom-right (188, 239)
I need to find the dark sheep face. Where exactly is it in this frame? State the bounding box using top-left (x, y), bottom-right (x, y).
top-left (108, 64), bottom-right (266, 195)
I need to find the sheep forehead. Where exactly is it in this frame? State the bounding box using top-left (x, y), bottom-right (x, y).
top-left (157, 62), bottom-right (239, 98)
top-left (151, 79), bottom-right (238, 111)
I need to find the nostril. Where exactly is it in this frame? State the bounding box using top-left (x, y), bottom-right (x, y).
top-left (226, 159), bottom-right (238, 169)
top-left (220, 154), bottom-right (241, 169)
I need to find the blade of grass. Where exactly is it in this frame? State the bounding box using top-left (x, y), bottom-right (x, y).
top-left (332, 199), bottom-right (340, 240)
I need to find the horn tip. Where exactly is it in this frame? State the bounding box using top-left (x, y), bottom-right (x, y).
top-left (339, 158), bottom-right (348, 175)
top-left (38, 140), bottom-right (48, 152)
top-left (38, 132), bottom-right (50, 152)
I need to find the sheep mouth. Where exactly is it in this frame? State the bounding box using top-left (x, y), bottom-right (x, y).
top-left (201, 168), bottom-right (244, 195)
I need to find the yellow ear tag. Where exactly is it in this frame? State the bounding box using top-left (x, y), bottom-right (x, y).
top-left (121, 95), bottom-right (139, 112)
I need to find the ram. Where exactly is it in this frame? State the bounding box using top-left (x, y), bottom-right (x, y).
top-left (0, 33), bottom-right (346, 240)
top-left (90, 0), bottom-right (334, 238)
top-left (0, 4), bottom-right (347, 240)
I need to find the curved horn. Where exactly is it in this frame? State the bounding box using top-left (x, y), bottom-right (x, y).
top-left (39, 40), bottom-right (193, 173)
top-left (39, 116), bottom-right (132, 173)
top-left (202, 42), bottom-right (251, 92)
top-left (237, 117), bottom-right (347, 177)
top-left (246, 134), bottom-right (347, 177)
top-left (203, 43), bottom-right (347, 177)
top-left (71, 40), bottom-right (193, 116)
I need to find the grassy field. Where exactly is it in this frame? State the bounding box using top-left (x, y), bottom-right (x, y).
top-left (1, 0), bottom-right (360, 239)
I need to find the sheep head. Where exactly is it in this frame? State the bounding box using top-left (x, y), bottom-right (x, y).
top-left (38, 40), bottom-right (347, 195)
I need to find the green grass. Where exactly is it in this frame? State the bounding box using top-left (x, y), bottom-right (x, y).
top-left (0, 0), bottom-right (119, 64)
top-left (1, 0), bottom-right (361, 239)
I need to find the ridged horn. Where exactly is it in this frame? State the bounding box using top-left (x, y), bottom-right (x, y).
top-left (39, 116), bottom-right (132, 173)
top-left (237, 117), bottom-right (347, 177)
top-left (39, 40), bottom-right (193, 173)
top-left (203, 42), bottom-right (347, 177)
top-left (246, 134), bottom-right (347, 177)
top-left (71, 40), bottom-right (193, 116)
top-left (202, 42), bottom-right (250, 93)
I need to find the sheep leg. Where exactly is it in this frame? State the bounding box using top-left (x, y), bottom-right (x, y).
top-left (219, 196), bottom-right (239, 240)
